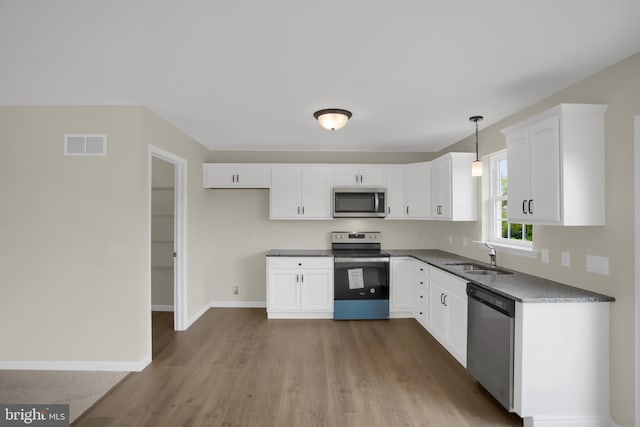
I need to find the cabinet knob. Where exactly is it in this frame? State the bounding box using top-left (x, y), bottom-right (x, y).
top-left (298, 263), bottom-right (302, 266)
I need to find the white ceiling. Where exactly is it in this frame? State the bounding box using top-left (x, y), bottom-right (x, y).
top-left (1, 1), bottom-right (639, 152)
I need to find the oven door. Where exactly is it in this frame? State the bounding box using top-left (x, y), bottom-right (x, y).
top-left (333, 257), bottom-right (389, 300)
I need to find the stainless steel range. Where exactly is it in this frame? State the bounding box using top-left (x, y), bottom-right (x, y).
top-left (331, 231), bottom-right (390, 320)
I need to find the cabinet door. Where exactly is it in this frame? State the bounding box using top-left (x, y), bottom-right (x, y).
top-left (404, 165), bottom-right (431, 219)
top-left (270, 168), bottom-right (301, 219)
top-left (506, 130), bottom-right (532, 222)
top-left (431, 158), bottom-right (451, 218)
top-left (203, 165), bottom-right (237, 187)
top-left (359, 168), bottom-right (386, 186)
top-left (390, 259), bottom-right (416, 314)
top-left (333, 167), bottom-right (361, 186)
top-left (234, 166), bottom-right (268, 188)
top-left (444, 289), bottom-right (467, 367)
top-left (428, 280), bottom-right (447, 343)
top-left (268, 269), bottom-right (300, 311)
top-left (299, 268), bottom-right (333, 312)
top-left (385, 167), bottom-right (404, 219)
top-left (529, 117), bottom-right (561, 223)
top-left (300, 167), bottom-right (332, 219)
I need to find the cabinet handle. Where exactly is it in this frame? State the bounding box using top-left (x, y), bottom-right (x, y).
top-left (443, 294), bottom-right (448, 307)
top-left (302, 206), bottom-right (305, 215)
top-left (406, 206), bottom-right (410, 215)
top-left (522, 199), bottom-right (528, 215)
top-left (236, 174), bottom-right (239, 183)
top-left (232, 174), bottom-right (236, 183)
top-left (388, 206), bottom-right (390, 214)
top-left (528, 199), bottom-right (533, 214)
top-left (360, 174), bottom-right (363, 183)
top-left (301, 274), bottom-right (304, 283)
top-left (440, 293), bottom-right (444, 304)
top-left (297, 206), bottom-right (300, 214)
top-left (296, 274), bottom-right (299, 283)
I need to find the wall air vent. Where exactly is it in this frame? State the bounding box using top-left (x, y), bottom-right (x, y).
top-left (64, 134), bottom-right (107, 156)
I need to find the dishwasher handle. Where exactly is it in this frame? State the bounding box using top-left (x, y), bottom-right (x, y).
top-left (467, 283), bottom-right (516, 317)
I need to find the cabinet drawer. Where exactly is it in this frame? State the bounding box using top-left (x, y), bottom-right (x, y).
top-left (267, 257), bottom-right (333, 270)
top-left (417, 289), bottom-right (428, 308)
top-left (415, 307), bottom-right (428, 328)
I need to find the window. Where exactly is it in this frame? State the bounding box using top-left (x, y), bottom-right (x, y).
top-left (489, 150), bottom-right (533, 246)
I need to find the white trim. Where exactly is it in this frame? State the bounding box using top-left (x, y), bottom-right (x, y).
top-left (523, 415), bottom-right (615, 427)
top-left (186, 304), bottom-right (211, 329)
top-left (151, 305), bottom-right (174, 312)
top-left (148, 146), bottom-right (188, 353)
top-left (634, 114), bottom-right (640, 427)
top-left (210, 301), bottom-right (267, 308)
top-left (0, 357), bottom-right (150, 372)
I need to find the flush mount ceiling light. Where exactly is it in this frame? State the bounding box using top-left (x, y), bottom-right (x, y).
top-left (469, 115), bottom-right (484, 177)
top-left (313, 108), bottom-right (352, 131)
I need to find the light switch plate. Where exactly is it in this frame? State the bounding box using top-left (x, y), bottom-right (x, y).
top-left (561, 251), bottom-right (571, 268)
top-left (586, 255), bottom-right (609, 276)
top-left (540, 248), bottom-right (549, 264)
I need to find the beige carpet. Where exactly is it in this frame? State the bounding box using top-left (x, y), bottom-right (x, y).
top-left (0, 370), bottom-right (128, 423)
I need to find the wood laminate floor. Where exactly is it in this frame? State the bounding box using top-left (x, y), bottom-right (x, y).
top-left (74, 309), bottom-right (523, 427)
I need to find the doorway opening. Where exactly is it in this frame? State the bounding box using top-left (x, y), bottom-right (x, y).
top-left (148, 145), bottom-right (188, 360)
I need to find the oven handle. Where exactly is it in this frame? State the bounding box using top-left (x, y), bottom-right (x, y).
top-left (334, 257), bottom-right (390, 263)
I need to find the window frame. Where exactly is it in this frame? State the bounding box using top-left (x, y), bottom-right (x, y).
top-left (487, 150), bottom-right (533, 249)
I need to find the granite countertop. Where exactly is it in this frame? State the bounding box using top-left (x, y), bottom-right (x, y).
top-left (388, 249), bottom-right (614, 303)
top-left (266, 248), bottom-right (614, 303)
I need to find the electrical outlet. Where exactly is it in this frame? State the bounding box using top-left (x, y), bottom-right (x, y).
top-left (586, 255), bottom-right (609, 276)
top-left (540, 248), bottom-right (549, 264)
top-left (232, 286), bottom-right (239, 295)
top-left (561, 251), bottom-right (571, 268)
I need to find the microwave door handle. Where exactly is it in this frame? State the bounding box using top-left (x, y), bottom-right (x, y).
top-left (374, 193), bottom-right (379, 212)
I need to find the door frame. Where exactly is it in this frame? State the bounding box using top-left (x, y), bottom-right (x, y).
top-left (634, 114), bottom-right (640, 427)
top-left (149, 145), bottom-right (188, 343)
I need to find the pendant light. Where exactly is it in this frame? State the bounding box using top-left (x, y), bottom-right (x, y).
top-left (469, 115), bottom-right (484, 176)
top-left (313, 108), bottom-right (352, 131)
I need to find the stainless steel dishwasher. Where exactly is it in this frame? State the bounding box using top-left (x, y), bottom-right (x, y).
top-left (466, 283), bottom-right (516, 411)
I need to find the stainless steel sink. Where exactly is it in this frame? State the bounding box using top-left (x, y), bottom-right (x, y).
top-left (444, 262), bottom-right (514, 275)
top-left (466, 269), bottom-right (513, 275)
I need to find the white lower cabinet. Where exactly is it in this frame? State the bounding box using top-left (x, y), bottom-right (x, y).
top-left (266, 257), bottom-right (333, 319)
top-left (390, 258), bottom-right (428, 318)
top-left (427, 266), bottom-right (468, 367)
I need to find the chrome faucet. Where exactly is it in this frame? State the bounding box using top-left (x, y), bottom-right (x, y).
top-left (484, 242), bottom-right (497, 269)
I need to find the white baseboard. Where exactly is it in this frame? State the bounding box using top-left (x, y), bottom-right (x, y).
top-left (0, 356), bottom-right (150, 372)
top-left (185, 300), bottom-right (266, 329)
top-left (524, 415), bottom-right (616, 427)
top-left (151, 304), bottom-right (174, 312)
top-left (210, 300), bottom-right (266, 308)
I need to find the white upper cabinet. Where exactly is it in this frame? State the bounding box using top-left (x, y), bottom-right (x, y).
top-left (501, 104), bottom-right (607, 226)
top-left (430, 153), bottom-right (477, 221)
top-left (403, 163), bottom-right (431, 219)
top-left (384, 167), bottom-right (404, 219)
top-left (270, 166), bottom-right (333, 220)
top-left (334, 166), bottom-right (386, 187)
top-left (203, 164), bottom-right (270, 188)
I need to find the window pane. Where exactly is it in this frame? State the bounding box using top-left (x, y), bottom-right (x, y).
top-left (501, 221), bottom-right (509, 239)
top-left (510, 223), bottom-right (523, 240)
top-left (525, 224), bottom-right (533, 242)
top-left (498, 158), bottom-right (508, 197)
top-left (501, 200), bottom-right (508, 219)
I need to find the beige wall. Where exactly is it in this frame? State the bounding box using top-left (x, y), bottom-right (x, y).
top-left (0, 106), bottom-right (148, 362)
top-left (437, 52), bottom-right (640, 427)
top-left (0, 106), bottom-right (213, 367)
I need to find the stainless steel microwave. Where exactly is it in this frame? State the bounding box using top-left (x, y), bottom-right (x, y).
top-left (332, 187), bottom-right (387, 218)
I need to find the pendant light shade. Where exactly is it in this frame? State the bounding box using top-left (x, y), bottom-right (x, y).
top-left (469, 115), bottom-right (484, 177)
top-left (314, 108), bottom-right (352, 131)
